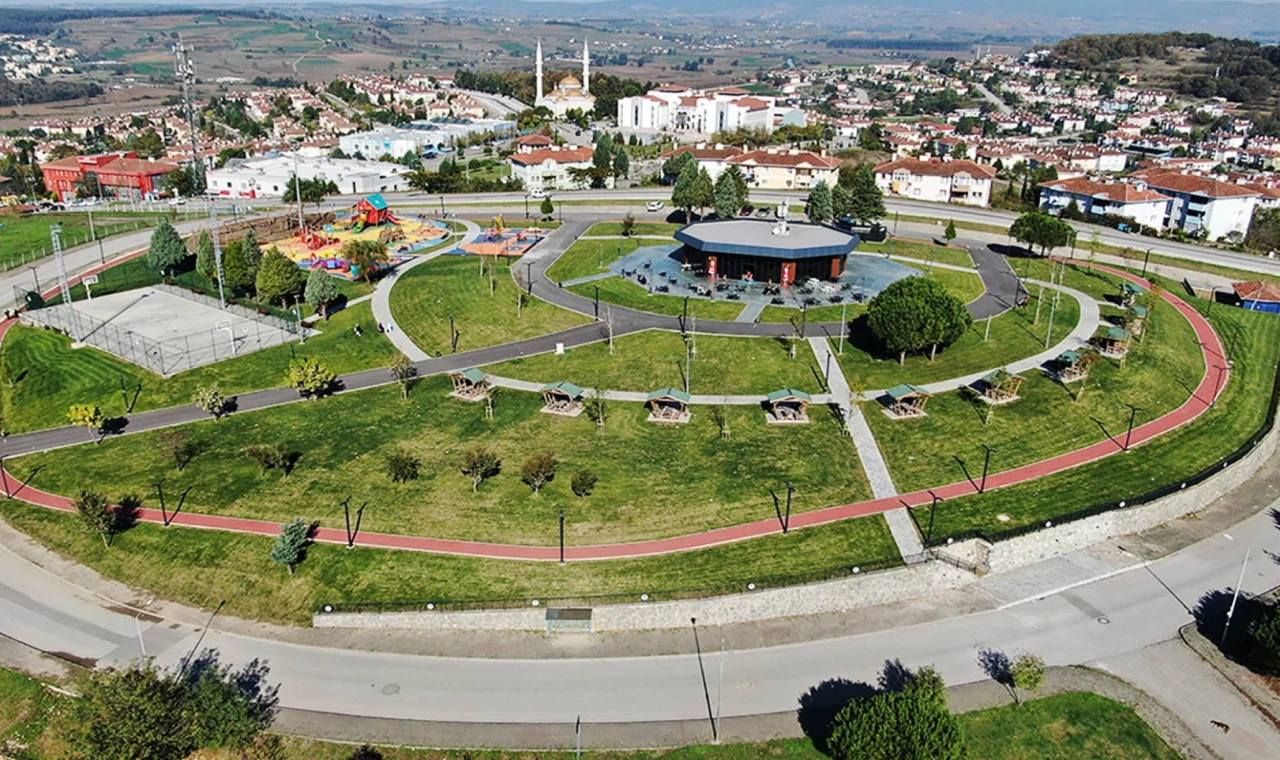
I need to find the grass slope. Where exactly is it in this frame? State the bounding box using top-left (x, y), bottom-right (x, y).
top-left (546, 237), bottom-right (673, 283)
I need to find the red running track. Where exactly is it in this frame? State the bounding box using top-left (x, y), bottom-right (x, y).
top-left (0, 262), bottom-right (1228, 562)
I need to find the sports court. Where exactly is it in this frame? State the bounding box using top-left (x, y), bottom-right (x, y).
top-left (23, 285), bottom-right (303, 376)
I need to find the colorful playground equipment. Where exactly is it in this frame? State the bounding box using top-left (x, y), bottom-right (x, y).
top-left (459, 216), bottom-right (548, 257)
top-left (272, 194), bottom-right (451, 280)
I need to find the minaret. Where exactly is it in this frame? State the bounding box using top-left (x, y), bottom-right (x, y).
top-left (582, 38), bottom-right (590, 95)
top-left (535, 38), bottom-right (544, 102)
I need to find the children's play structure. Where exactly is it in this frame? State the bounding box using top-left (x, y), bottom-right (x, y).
top-left (273, 194), bottom-right (450, 280)
top-left (459, 216), bottom-right (548, 257)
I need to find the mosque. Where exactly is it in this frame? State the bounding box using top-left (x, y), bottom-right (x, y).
top-left (535, 38), bottom-right (596, 118)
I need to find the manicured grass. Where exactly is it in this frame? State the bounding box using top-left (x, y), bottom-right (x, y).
top-left (917, 300), bottom-right (1280, 539)
top-left (569, 277), bottom-right (746, 321)
top-left (758, 302), bottom-right (863, 324)
top-left (0, 302), bottom-right (398, 434)
top-left (926, 267), bottom-right (986, 305)
top-left (390, 254), bottom-right (590, 356)
top-left (586, 221), bottom-right (682, 237)
top-left (485, 330), bottom-right (827, 394)
top-left (865, 295), bottom-right (1202, 493)
top-left (862, 238), bottom-right (975, 270)
top-left (0, 666), bottom-right (71, 760)
top-left (0, 211), bottom-right (192, 269)
top-left (11, 376), bottom-right (872, 545)
top-left (546, 237), bottom-right (672, 283)
top-left (831, 287), bottom-right (1081, 390)
top-left (0, 497), bottom-right (895, 626)
top-left (962, 691), bottom-right (1182, 760)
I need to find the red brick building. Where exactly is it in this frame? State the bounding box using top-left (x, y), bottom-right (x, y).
top-left (40, 152), bottom-right (181, 202)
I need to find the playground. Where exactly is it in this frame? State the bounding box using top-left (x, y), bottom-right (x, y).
top-left (458, 216), bottom-right (549, 257)
top-left (272, 194), bottom-right (452, 280)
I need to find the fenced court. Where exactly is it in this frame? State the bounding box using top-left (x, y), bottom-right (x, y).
top-left (18, 284), bottom-right (309, 376)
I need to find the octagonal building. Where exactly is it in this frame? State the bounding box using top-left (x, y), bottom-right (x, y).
top-left (674, 219), bottom-right (861, 285)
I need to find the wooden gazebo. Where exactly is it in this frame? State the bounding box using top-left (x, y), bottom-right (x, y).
top-left (449, 368), bottom-right (491, 401)
top-left (646, 388), bottom-right (692, 423)
top-left (884, 384), bottom-right (933, 419)
top-left (981, 369), bottom-right (1025, 405)
top-left (541, 381), bottom-right (585, 417)
top-left (766, 388), bottom-right (812, 424)
top-left (1093, 326), bottom-right (1131, 358)
top-left (1125, 304), bottom-right (1149, 337)
top-left (1120, 281), bottom-right (1146, 307)
top-left (1054, 350), bottom-right (1090, 383)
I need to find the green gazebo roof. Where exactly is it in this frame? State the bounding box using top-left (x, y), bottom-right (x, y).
top-left (983, 368), bottom-right (1024, 385)
top-left (1127, 305), bottom-right (1149, 318)
top-left (886, 383), bottom-right (932, 401)
top-left (541, 381), bottom-right (584, 397)
top-left (1058, 350), bottom-right (1084, 364)
top-left (647, 387), bottom-right (691, 403)
top-left (1121, 282), bottom-right (1146, 294)
top-left (453, 367), bottom-right (488, 383)
top-left (766, 388), bottom-right (813, 403)
top-left (1098, 326), bottom-right (1130, 341)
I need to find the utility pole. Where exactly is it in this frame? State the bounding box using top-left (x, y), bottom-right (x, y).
top-left (173, 36), bottom-right (204, 194)
top-left (293, 151), bottom-right (305, 232)
top-left (51, 225), bottom-right (83, 344)
top-left (208, 200), bottom-right (226, 308)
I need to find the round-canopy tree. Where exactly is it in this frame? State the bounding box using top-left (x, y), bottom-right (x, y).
top-left (827, 666), bottom-right (964, 760)
top-left (867, 276), bottom-right (972, 364)
top-left (1009, 211), bottom-right (1074, 257)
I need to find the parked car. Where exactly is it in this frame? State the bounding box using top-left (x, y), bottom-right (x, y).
top-left (646, 200), bottom-right (665, 212)
top-left (529, 189), bottom-right (548, 199)
top-left (168, 197), bottom-right (187, 207)
top-left (740, 205), bottom-right (755, 216)
top-left (756, 206), bottom-right (772, 218)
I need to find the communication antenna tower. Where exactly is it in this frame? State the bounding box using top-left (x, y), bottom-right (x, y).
top-left (173, 36), bottom-right (205, 193)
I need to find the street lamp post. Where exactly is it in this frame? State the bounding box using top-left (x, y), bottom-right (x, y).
top-left (1123, 404), bottom-right (1144, 451)
top-left (0, 455), bottom-right (9, 499)
top-left (690, 618), bottom-right (719, 744)
top-left (1141, 248), bottom-right (1152, 279)
top-left (979, 444), bottom-right (995, 493)
top-left (559, 510), bottom-right (566, 566)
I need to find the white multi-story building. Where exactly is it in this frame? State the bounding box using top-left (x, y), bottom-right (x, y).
top-left (205, 154), bottom-right (409, 199)
top-left (874, 158), bottom-right (997, 207)
top-left (508, 146), bottom-right (595, 192)
top-left (727, 148), bottom-right (840, 191)
top-left (339, 120), bottom-right (516, 158)
top-left (1133, 170), bottom-right (1260, 241)
top-left (617, 86), bottom-right (805, 135)
top-left (1039, 177), bottom-right (1171, 230)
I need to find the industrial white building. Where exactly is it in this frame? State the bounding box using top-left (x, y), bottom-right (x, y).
top-left (205, 154), bottom-right (410, 199)
top-left (338, 119), bottom-right (517, 159)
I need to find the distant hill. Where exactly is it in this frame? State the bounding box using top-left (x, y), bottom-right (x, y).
top-left (1050, 32), bottom-right (1280, 105)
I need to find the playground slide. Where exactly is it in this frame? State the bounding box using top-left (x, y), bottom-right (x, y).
top-left (352, 220), bottom-right (365, 233)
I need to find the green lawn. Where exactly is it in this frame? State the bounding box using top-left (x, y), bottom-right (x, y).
top-left (0, 302), bottom-right (397, 434)
top-left (0, 211), bottom-right (192, 270)
top-left (485, 330), bottom-right (827, 394)
top-left (863, 238), bottom-right (975, 270)
top-left (0, 667), bottom-right (70, 760)
top-left (0, 496), bottom-right (894, 626)
top-left (546, 237), bottom-right (672, 283)
top-left (10, 376), bottom-right (872, 546)
top-left (917, 300), bottom-right (1280, 539)
top-left (865, 295), bottom-right (1202, 493)
top-left (832, 287), bottom-right (1081, 390)
top-left (390, 254), bottom-right (590, 356)
top-left (570, 277), bottom-right (747, 321)
top-left (586, 221), bottom-right (682, 237)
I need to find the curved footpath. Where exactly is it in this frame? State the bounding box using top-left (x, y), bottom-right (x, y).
top-left (0, 262), bottom-right (1224, 561)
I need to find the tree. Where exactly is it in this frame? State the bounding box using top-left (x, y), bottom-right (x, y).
top-left (520, 450), bottom-right (558, 495)
top-left (571, 469), bottom-right (598, 497)
top-left (285, 357), bottom-right (335, 398)
top-left (284, 175), bottom-right (336, 211)
top-left (662, 150), bottom-right (696, 182)
top-left (147, 220), bottom-right (188, 275)
top-left (846, 165), bottom-right (886, 225)
top-left (952, 141), bottom-right (969, 160)
top-left (221, 240), bottom-right (255, 292)
top-left (304, 268), bottom-right (341, 318)
top-left (1060, 198), bottom-right (1085, 221)
top-left (620, 212), bottom-right (636, 238)
top-left (68, 658), bottom-right (277, 760)
top-left (714, 172), bottom-right (740, 219)
top-left (1009, 653), bottom-right (1046, 704)
top-left (805, 180), bottom-right (834, 223)
top-left (74, 489), bottom-right (115, 547)
top-left (858, 122), bottom-right (885, 151)
top-left (194, 385), bottom-right (227, 419)
top-left (691, 167), bottom-right (715, 219)
top-left (724, 164), bottom-right (749, 211)
top-left (827, 665), bottom-right (964, 760)
top-left (1253, 603), bottom-right (1280, 673)
top-left (461, 446), bottom-right (501, 492)
top-left (246, 443), bottom-right (293, 475)
top-left (386, 447), bottom-right (421, 483)
top-left (195, 230), bottom-right (217, 279)
top-left (240, 229), bottom-right (263, 278)
top-left (340, 239), bottom-right (390, 284)
top-left (672, 158), bottom-right (700, 220)
top-left (387, 354), bottom-right (417, 399)
top-left (944, 219), bottom-right (957, 243)
top-left (68, 403), bottom-right (105, 442)
top-left (1009, 211), bottom-right (1073, 256)
top-left (593, 133), bottom-right (614, 172)
top-left (540, 196), bottom-right (555, 218)
top-left (867, 276), bottom-right (973, 364)
top-left (832, 184), bottom-right (853, 220)
top-left (158, 428), bottom-right (198, 471)
top-left (612, 148), bottom-right (630, 178)
top-left (255, 249), bottom-right (306, 306)
top-left (270, 518), bottom-right (312, 575)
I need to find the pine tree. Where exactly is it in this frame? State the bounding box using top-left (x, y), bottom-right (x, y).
top-left (832, 184), bottom-right (853, 221)
top-left (147, 220), bottom-right (188, 275)
top-left (612, 149), bottom-right (630, 178)
top-left (221, 240), bottom-right (254, 292)
top-left (195, 230), bottom-right (216, 280)
top-left (714, 173), bottom-right (740, 218)
top-left (846, 165), bottom-right (886, 225)
top-left (241, 228), bottom-right (263, 276)
top-left (270, 518), bottom-right (312, 575)
top-left (723, 164), bottom-right (749, 210)
top-left (692, 167), bottom-right (715, 219)
top-left (805, 180), bottom-right (834, 223)
top-left (255, 249), bottom-right (306, 306)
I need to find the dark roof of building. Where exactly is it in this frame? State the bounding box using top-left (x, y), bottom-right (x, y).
top-left (675, 219), bottom-right (860, 260)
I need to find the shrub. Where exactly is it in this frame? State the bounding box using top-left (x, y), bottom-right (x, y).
top-left (461, 446), bottom-right (501, 492)
top-left (386, 448), bottom-right (421, 483)
top-left (521, 450), bottom-right (558, 495)
top-left (285, 357), bottom-right (336, 398)
top-left (246, 443), bottom-right (293, 474)
top-left (571, 469), bottom-right (598, 497)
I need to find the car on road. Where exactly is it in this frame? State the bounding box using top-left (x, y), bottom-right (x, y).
top-left (756, 206), bottom-right (771, 218)
top-left (168, 197), bottom-right (187, 207)
top-left (646, 201), bottom-right (665, 212)
top-left (529, 189), bottom-right (548, 199)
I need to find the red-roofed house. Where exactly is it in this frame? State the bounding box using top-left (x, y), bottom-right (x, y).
top-left (1233, 281), bottom-right (1280, 313)
top-left (40, 151), bottom-right (180, 202)
top-left (874, 158), bottom-right (997, 207)
top-left (1131, 170), bottom-right (1260, 241)
top-left (1039, 177), bottom-right (1171, 230)
top-left (724, 148), bottom-right (840, 190)
top-left (513, 133), bottom-right (555, 154)
top-left (660, 143), bottom-right (746, 180)
top-left (509, 146), bottom-right (596, 191)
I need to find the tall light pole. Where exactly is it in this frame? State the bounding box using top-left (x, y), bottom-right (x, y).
top-left (1222, 549), bottom-right (1252, 647)
top-left (208, 200), bottom-right (226, 308)
top-left (691, 617), bottom-right (719, 744)
top-left (51, 225), bottom-right (83, 344)
top-left (293, 151), bottom-right (305, 232)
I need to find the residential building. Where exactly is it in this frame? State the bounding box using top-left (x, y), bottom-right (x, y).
top-left (874, 158), bottom-right (997, 207)
top-left (725, 148), bottom-right (840, 191)
top-left (1133, 170), bottom-right (1260, 241)
top-left (40, 151), bottom-right (181, 202)
top-left (508, 146), bottom-right (595, 191)
top-left (1039, 177), bottom-right (1171, 230)
top-left (660, 143), bottom-right (747, 181)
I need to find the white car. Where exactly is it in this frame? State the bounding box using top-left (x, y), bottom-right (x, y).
top-left (168, 197), bottom-right (186, 207)
top-left (529, 189), bottom-right (547, 199)
top-left (646, 201), bottom-right (665, 212)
